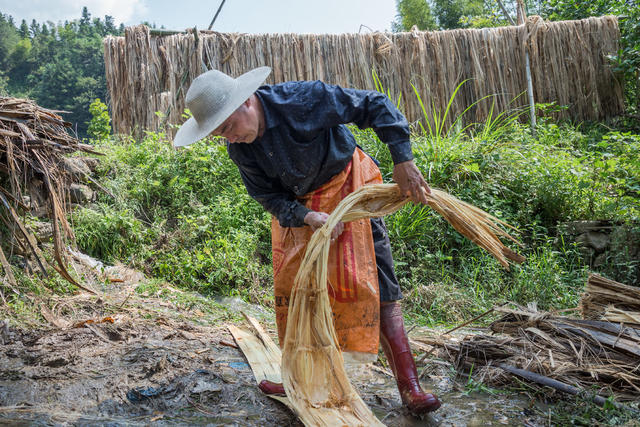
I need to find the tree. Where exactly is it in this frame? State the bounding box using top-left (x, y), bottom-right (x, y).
top-left (104, 15), bottom-right (116, 34)
top-left (0, 9), bottom-right (123, 137)
top-left (394, 0), bottom-right (502, 31)
top-left (0, 14), bottom-right (19, 68)
top-left (392, 0), bottom-right (438, 31)
top-left (80, 6), bottom-right (91, 29)
top-left (29, 19), bottom-right (40, 37)
top-left (18, 19), bottom-right (29, 38)
top-left (432, 0), bottom-right (484, 29)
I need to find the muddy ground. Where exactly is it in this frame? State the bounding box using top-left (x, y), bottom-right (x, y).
top-left (0, 259), bottom-right (546, 426)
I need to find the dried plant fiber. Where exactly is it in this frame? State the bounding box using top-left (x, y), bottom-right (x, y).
top-left (581, 273), bottom-right (640, 326)
top-left (422, 304), bottom-right (640, 401)
top-left (282, 184), bottom-right (523, 425)
top-left (104, 16), bottom-right (623, 140)
top-left (0, 97), bottom-right (99, 292)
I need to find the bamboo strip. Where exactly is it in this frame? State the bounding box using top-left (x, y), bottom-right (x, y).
top-left (282, 184), bottom-right (523, 425)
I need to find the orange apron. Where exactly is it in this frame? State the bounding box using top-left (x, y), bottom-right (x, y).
top-left (272, 148), bottom-right (382, 355)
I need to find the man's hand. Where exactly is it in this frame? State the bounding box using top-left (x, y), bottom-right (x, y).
top-left (304, 211), bottom-right (344, 241)
top-left (393, 160), bottom-right (431, 205)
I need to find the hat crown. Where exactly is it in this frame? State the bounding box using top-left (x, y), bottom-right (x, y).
top-left (173, 66), bottom-right (270, 147)
top-left (186, 70), bottom-right (238, 126)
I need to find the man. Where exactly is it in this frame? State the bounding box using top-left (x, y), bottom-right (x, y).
top-left (174, 66), bottom-right (441, 415)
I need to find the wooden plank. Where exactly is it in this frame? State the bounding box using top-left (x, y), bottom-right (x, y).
top-left (228, 324), bottom-right (282, 385)
top-left (227, 320), bottom-right (292, 409)
top-left (566, 319), bottom-right (640, 342)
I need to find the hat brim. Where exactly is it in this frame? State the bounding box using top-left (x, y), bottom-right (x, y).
top-left (173, 66), bottom-right (271, 147)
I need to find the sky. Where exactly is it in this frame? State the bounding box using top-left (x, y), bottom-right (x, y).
top-left (0, 0), bottom-right (399, 34)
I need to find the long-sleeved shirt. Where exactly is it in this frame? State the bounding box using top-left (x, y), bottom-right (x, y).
top-left (227, 80), bottom-right (414, 227)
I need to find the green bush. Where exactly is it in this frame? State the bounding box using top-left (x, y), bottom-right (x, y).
top-left (72, 204), bottom-right (151, 264)
top-left (74, 131), bottom-right (272, 299)
top-left (86, 98), bottom-right (111, 141)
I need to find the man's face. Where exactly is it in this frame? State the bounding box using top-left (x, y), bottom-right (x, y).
top-left (210, 99), bottom-right (260, 144)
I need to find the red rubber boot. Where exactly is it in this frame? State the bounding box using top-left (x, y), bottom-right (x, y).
top-left (258, 379), bottom-right (286, 395)
top-left (380, 302), bottom-right (441, 415)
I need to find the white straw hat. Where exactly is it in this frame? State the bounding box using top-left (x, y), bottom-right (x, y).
top-left (173, 66), bottom-right (271, 147)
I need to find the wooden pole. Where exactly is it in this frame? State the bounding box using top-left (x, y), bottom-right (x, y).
top-left (497, 363), bottom-right (639, 414)
top-left (495, 0), bottom-right (515, 25)
top-left (496, 0), bottom-right (537, 137)
top-left (208, 0), bottom-right (227, 31)
top-left (517, 0), bottom-right (537, 137)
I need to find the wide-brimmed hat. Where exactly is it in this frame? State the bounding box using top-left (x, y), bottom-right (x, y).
top-left (173, 66), bottom-right (271, 147)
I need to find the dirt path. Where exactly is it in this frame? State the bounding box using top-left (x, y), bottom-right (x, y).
top-left (0, 259), bottom-right (546, 426)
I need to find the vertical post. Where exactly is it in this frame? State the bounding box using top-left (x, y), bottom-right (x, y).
top-left (517, 0), bottom-right (537, 136)
top-left (496, 0), bottom-right (536, 137)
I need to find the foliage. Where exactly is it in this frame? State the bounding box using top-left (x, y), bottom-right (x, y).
top-left (393, 0), bottom-right (516, 31)
top-left (353, 80), bottom-right (639, 323)
top-left (71, 92), bottom-right (639, 325)
top-left (73, 204), bottom-right (151, 264)
top-left (72, 130), bottom-right (273, 300)
top-left (0, 8), bottom-right (123, 137)
top-left (87, 98), bottom-right (111, 141)
top-left (392, 0), bottom-right (438, 31)
top-left (432, 0), bottom-right (485, 29)
top-left (543, 392), bottom-right (638, 426)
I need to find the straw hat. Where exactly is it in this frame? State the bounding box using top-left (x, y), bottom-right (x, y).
top-left (173, 66), bottom-right (271, 147)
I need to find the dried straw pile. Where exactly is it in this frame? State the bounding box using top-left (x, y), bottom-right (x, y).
top-left (0, 97), bottom-right (98, 296)
top-left (104, 16), bottom-right (623, 140)
top-left (422, 304), bottom-right (640, 401)
top-left (282, 184), bottom-right (524, 425)
top-left (581, 273), bottom-right (640, 325)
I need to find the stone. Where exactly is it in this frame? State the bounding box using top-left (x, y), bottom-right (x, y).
top-left (77, 157), bottom-right (100, 173)
top-left (31, 206), bottom-right (49, 218)
top-left (31, 221), bottom-right (53, 243)
top-left (62, 157), bottom-right (91, 177)
top-left (585, 231), bottom-right (609, 252)
top-left (575, 234), bottom-right (595, 263)
top-left (559, 220), bottom-right (611, 236)
top-left (593, 253), bottom-right (607, 267)
top-left (68, 184), bottom-right (94, 204)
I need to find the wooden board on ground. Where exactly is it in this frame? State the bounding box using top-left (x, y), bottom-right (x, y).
top-left (227, 315), bottom-right (291, 409)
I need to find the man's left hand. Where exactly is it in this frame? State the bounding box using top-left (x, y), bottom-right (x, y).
top-left (393, 160), bottom-right (431, 205)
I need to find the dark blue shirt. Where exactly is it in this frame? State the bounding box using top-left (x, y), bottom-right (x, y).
top-left (227, 80), bottom-right (414, 227)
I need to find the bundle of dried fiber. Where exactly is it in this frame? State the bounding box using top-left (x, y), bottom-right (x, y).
top-left (581, 273), bottom-right (640, 325)
top-left (421, 304), bottom-right (640, 401)
top-left (105, 16), bottom-right (623, 140)
top-left (281, 183), bottom-right (524, 425)
top-left (0, 97), bottom-right (100, 295)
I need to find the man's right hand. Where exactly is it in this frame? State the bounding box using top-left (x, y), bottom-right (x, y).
top-left (304, 211), bottom-right (344, 241)
top-left (393, 159), bottom-right (431, 205)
